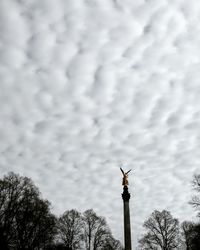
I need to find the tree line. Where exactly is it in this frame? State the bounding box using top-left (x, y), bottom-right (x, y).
top-left (0, 172), bottom-right (122, 250)
top-left (2, 171), bottom-right (200, 250)
top-left (138, 174), bottom-right (200, 250)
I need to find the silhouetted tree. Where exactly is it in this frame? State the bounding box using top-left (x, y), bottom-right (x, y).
top-left (45, 242), bottom-right (66, 250)
top-left (82, 209), bottom-right (111, 250)
top-left (190, 174), bottom-right (200, 216)
top-left (0, 172), bottom-right (122, 249)
top-left (0, 172), bottom-right (56, 249)
top-left (102, 235), bottom-right (123, 250)
top-left (181, 221), bottom-right (200, 250)
top-left (181, 221), bottom-right (195, 250)
top-left (138, 210), bottom-right (180, 250)
top-left (57, 209), bottom-right (83, 250)
top-left (183, 174), bottom-right (200, 249)
top-left (57, 208), bottom-right (122, 250)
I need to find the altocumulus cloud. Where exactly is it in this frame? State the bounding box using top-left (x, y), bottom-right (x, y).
top-left (0, 0), bottom-right (200, 247)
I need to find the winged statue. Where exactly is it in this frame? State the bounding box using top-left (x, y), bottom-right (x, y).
top-left (120, 167), bottom-right (131, 186)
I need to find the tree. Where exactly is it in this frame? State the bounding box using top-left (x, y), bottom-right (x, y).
top-left (181, 221), bottom-right (200, 250)
top-left (57, 209), bottom-right (83, 250)
top-left (102, 235), bottom-right (123, 250)
top-left (184, 174), bottom-right (200, 250)
top-left (0, 172), bottom-right (56, 249)
top-left (57, 208), bottom-right (122, 250)
top-left (190, 174), bottom-right (200, 215)
top-left (138, 210), bottom-right (180, 250)
top-left (45, 242), bottom-right (67, 250)
top-left (181, 221), bottom-right (194, 250)
top-left (82, 209), bottom-right (111, 250)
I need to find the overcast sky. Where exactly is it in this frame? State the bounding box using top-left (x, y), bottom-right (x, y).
top-left (1, 0), bottom-right (200, 247)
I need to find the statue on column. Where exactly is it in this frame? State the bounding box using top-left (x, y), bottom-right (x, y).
top-left (120, 167), bottom-right (131, 186)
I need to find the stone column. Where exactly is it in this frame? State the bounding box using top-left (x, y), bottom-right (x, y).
top-left (122, 186), bottom-right (132, 250)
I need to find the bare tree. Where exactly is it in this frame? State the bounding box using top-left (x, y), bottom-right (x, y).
top-left (82, 209), bottom-right (111, 250)
top-left (181, 221), bottom-right (194, 250)
top-left (57, 209), bottom-right (83, 250)
top-left (57, 209), bottom-right (122, 250)
top-left (190, 175), bottom-right (200, 215)
top-left (138, 210), bottom-right (180, 250)
top-left (102, 235), bottom-right (123, 250)
top-left (181, 221), bottom-right (200, 250)
top-left (0, 172), bottom-right (56, 249)
top-left (0, 172), bottom-right (122, 249)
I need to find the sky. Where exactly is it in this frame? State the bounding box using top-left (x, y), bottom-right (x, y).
top-left (0, 0), bottom-right (200, 248)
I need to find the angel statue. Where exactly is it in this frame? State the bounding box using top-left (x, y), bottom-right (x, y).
top-left (120, 167), bottom-right (131, 186)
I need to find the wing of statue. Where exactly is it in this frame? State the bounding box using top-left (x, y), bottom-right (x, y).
top-left (120, 167), bottom-right (125, 175)
top-left (126, 169), bottom-right (132, 174)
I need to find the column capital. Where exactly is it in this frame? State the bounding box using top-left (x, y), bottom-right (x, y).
top-left (122, 186), bottom-right (130, 201)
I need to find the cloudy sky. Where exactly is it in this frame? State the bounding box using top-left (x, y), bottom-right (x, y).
top-left (1, 0), bottom-right (200, 247)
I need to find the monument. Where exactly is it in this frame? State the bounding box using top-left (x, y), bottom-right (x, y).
top-left (120, 168), bottom-right (132, 250)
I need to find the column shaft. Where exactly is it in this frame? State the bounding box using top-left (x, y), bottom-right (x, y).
top-left (122, 186), bottom-right (132, 250)
top-left (124, 200), bottom-right (132, 250)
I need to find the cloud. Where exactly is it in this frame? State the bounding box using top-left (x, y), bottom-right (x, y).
top-left (0, 0), bottom-right (200, 247)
